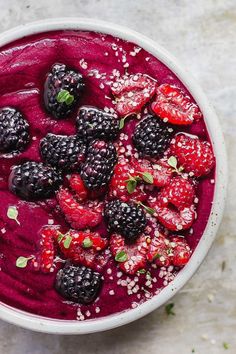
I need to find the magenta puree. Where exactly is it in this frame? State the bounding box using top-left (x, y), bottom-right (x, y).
top-left (0, 30), bottom-right (215, 320)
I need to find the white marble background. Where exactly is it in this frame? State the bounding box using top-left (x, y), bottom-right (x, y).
top-left (0, 0), bottom-right (235, 353)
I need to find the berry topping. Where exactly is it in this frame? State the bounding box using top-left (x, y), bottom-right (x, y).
top-left (151, 84), bottom-right (202, 125)
top-left (68, 173), bottom-right (88, 201)
top-left (104, 199), bottom-right (147, 242)
top-left (40, 133), bottom-right (86, 172)
top-left (57, 188), bottom-right (103, 229)
top-left (9, 161), bottom-right (62, 200)
top-left (109, 160), bottom-right (147, 203)
top-left (0, 107), bottom-right (30, 154)
top-left (57, 230), bottom-right (108, 270)
top-left (148, 177), bottom-right (196, 231)
top-left (111, 73), bottom-right (156, 117)
top-left (146, 234), bottom-right (172, 267)
top-left (170, 236), bottom-right (192, 267)
top-left (81, 140), bottom-right (117, 190)
top-left (44, 63), bottom-right (84, 119)
top-left (131, 158), bottom-right (173, 187)
top-left (55, 264), bottom-right (102, 304)
top-left (170, 134), bottom-right (215, 177)
top-left (110, 233), bottom-right (149, 274)
top-left (76, 106), bottom-right (119, 142)
top-left (33, 226), bottom-right (58, 273)
top-left (133, 115), bottom-right (173, 158)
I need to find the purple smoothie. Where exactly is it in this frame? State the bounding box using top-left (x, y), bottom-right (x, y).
top-left (0, 30), bottom-right (215, 320)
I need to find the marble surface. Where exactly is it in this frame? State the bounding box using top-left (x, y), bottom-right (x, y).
top-left (0, 0), bottom-right (235, 353)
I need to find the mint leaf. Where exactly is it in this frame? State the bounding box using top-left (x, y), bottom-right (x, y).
top-left (16, 256), bottom-right (33, 268)
top-left (138, 202), bottom-right (155, 215)
top-left (63, 235), bottom-right (72, 249)
top-left (119, 117), bottom-right (126, 129)
top-left (137, 269), bottom-right (146, 274)
top-left (56, 90), bottom-right (74, 106)
top-left (57, 232), bottom-right (64, 243)
top-left (141, 171), bottom-right (153, 184)
top-left (82, 237), bottom-right (93, 248)
top-left (115, 251), bottom-right (128, 262)
top-left (7, 206), bottom-right (20, 225)
top-left (153, 253), bottom-right (161, 260)
top-left (167, 156), bottom-right (177, 169)
top-left (165, 303), bottom-right (175, 316)
top-left (223, 342), bottom-right (229, 350)
top-left (126, 179), bottom-right (137, 194)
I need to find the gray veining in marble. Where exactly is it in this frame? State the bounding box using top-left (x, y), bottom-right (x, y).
top-left (0, 0), bottom-right (235, 353)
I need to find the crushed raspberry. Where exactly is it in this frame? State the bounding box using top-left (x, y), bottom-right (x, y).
top-left (109, 160), bottom-right (147, 202)
top-left (57, 188), bottom-right (103, 230)
top-left (131, 158), bottom-right (173, 187)
top-left (110, 233), bottom-right (149, 275)
top-left (148, 177), bottom-right (196, 231)
top-left (146, 234), bottom-right (172, 267)
top-left (57, 230), bottom-right (108, 270)
top-left (33, 226), bottom-right (59, 273)
top-left (170, 236), bottom-right (192, 266)
top-left (170, 133), bottom-right (215, 177)
top-left (151, 84), bottom-right (202, 125)
top-left (68, 174), bottom-right (88, 201)
top-left (111, 73), bottom-right (156, 116)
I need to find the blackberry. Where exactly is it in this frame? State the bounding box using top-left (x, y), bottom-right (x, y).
top-left (76, 106), bottom-right (119, 142)
top-left (44, 63), bottom-right (84, 119)
top-left (133, 114), bottom-right (173, 158)
top-left (9, 161), bottom-right (62, 200)
top-left (40, 133), bottom-right (86, 172)
top-left (0, 107), bottom-right (30, 154)
top-left (81, 140), bottom-right (117, 190)
top-left (104, 199), bottom-right (147, 242)
top-left (55, 264), bottom-right (102, 304)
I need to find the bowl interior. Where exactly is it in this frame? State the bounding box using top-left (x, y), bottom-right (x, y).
top-left (0, 18), bottom-right (227, 334)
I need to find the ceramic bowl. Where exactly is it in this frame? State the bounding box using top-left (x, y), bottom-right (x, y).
top-left (0, 18), bottom-right (227, 334)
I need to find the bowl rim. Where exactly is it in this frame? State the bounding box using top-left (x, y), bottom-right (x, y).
top-left (0, 17), bottom-right (227, 334)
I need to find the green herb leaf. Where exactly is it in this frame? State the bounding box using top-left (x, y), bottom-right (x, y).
top-left (141, 171), bottom-right (154, 184)
top-left (168, 156), bottom-right (178, 169)
top-left (223, 342), bottom-right (229, 350)
top-left (7, 206), bottom-right (20, 225)
top-left (153, 253), bottom-right (161, 260)
top-left (63, 235), bottom-right (72, 249)
top-left (16, 256), bottom-right (33, 268)
top-left (138, 202), bottom-right (155, 215)
top-left (137, 269), bottom-right (146, 274)
top-left (56, 89), bottom-right (75, 106)
top-left (165, 303), bottom-right (175, 316)
top-left (115, 251), bottom-right (128, 263)
top-left (126, 179), bottom-right (137, 194)
top-left (57, 232), bottom-right (64, 243)
top-left (119, 117), bottom-right (126, 129)
top-left (82, 237), bottom-right (93, 248)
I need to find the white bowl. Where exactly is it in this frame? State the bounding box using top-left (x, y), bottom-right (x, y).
top-left (0, 18), bottom-right (227, 334)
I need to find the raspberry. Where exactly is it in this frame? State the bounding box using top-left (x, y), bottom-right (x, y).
top-left (146, 234), bottom-right (172, 267)
top-left (109, 160), bottom-right (147, 203)
top-left (133, 115), bottom-right (173, 158)
top-left (40, 133), bottom-right (86, 172)
top-left (55, 264), bottom-right (102, 304)
top-left (32, 226), bottom-right (59, 273)
top-left (131, 158), bottom-right (173, 187)
top-left (170, 236), bottom-right (191, 266)
top-left (110, 233), bottom-right (149, 274)
top-left (0, 107), bottom-right (30, 154)
top-left (148, 177), bottom-right (195, 231)
top-left (151, 84), bottom-right (202, 125)
top-left (68, 174), bottom-right (88, 201)
top-left (57, 188), bottom-right (103, 229)
top-left (170, 134), bottom-right (215, 177)
top-left (104, 200), bottom-right (147, 242)
top-left (76, 106), bottom-right (119, 142)
top-left (44, 63), bottom-right (84, 119)
top-left (111, 73), bottom-right (156, 116)
top-left (57, 230), bottom-right (108, 270)
top-left (81, 140), bottom-right (117, 190)
top-left (9, 161), bottom-right (62, 201)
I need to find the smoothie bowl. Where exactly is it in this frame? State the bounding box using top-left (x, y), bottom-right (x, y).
top-left (0, 18), bottom-right (227, 334)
